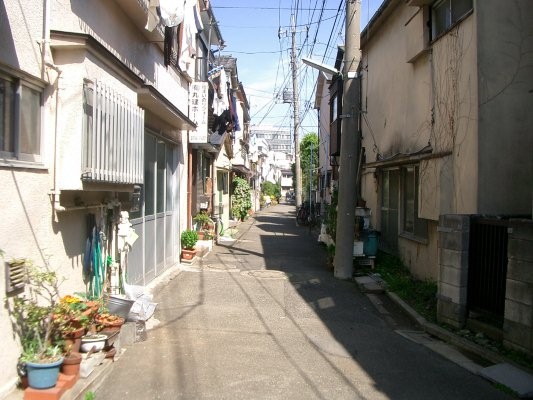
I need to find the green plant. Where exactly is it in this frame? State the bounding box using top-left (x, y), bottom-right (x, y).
top-left (181, 229), bottom-right (199, 250)
top-left (51, 295), bottom-right (94, 335)
top-left (84, 391), bottom-right (96, 400)
top-left (261, 181), bottom-right (281, 202)
top-left (231, 177), bottom-right (252, 221)
top-left (374, 252), bottom-right (437, 323)
top-left (193, 211), bottom-right (212, 227)
top-left (325, 187), bottom-right (338, 240)
top-left (6, 259), bottom-right (64, 363)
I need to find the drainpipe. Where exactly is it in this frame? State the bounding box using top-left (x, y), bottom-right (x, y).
top-left (187, 143), bottom-right (193, 229)
top-left (211, 156), bottom-right (216, 217)
top-left (42, 0), bottom-right (65, 217)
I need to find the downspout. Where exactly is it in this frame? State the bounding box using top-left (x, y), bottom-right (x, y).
top-left (211, 156), bottom-right (216, 217)
top-left (187, 142), bottom-right (193, 229)
top-left (42, 0), bottom-right (65, 216)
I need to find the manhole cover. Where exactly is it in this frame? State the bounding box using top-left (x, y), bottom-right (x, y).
top-left (241, 270), bottom-right (291, 280)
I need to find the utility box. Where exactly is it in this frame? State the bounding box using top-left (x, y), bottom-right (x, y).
top-left (353, 241), bottom-right (364, 257)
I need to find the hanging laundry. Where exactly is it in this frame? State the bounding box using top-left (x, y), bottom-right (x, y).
top-left (146, 0), bottom-right (185, 31)
top-left (211, 68), bottom-right (229, 115)
top-left (83, 214), bottom-right (96, 283)
top-left (230, 92), bottom-right (241, 131)
top-left (193, 2), bottom-right (203, 33)
top-left (179, 0), bottom-right (199, 73)
top-left (212, 110), bottom-right (233, 135)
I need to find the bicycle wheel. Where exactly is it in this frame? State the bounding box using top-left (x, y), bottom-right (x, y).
top-left (296, 208), bottom-right (308, 225)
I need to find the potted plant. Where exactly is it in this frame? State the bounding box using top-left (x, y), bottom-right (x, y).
top-left (180, 229), bottom-right (198, 261)
top-left (52, 296), bottom-right (94, 353)
top-left (6, 259), bottom-right (65, 389)
top-left (193, 211), bottom-right (215, 240)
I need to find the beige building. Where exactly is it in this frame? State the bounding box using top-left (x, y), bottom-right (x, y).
top-left (357, 0), bottom-right (533, 350)
top-left (359, 0), bottom-right (533, 279)
top-left (313, 0), bottom-right (533, 351)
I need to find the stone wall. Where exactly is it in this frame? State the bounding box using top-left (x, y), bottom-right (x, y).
top-left (504, 219), bottom-right (533, 356)
top-left (437, 215), bottom-right (470, 328)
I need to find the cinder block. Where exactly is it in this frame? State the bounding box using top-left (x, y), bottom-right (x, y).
top-left (439, 281), bottom-right (467, 304)
top-left (504, 299), bottom-right (533, 326)
top-left (440, 264), bottom-right (468, 287)
top-left (119, 322), bottom-right (136, 346)
top-left (507, 259), bottom-right (533, 284)
top-left (439, 248), bottom-right (469, 270)
top-left (509, 238), bottom-right (533, 263)
top-left (439, 214), bottom-right (470, 231)
top-left (440, 230), bottom-right (469, 252)
top-left (505, 279), bottom-right (533, 306)
top-left (437, 298), bottom-right (466, 328)
top-left (503, 318), bottom-right (533, 355)
top-left (509, 219), bottom-right (533, 240)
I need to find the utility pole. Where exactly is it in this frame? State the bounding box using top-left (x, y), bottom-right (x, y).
top-left (333, 0), bottom-right (361, 279)
top-left (291, 14), bottom-right (303, 208)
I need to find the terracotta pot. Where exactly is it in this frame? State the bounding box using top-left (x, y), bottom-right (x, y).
top-left (62, 327), bottom-right (86, 353)
top-left (181, 249), bottom-right (196, 261)
top-left (95, 314), bottom-right (125, 331)
top-left (61, 352), bottom-right (82, 376)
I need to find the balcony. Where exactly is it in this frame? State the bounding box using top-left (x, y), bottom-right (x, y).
top-left (114, 0), bottom-right (164, 49)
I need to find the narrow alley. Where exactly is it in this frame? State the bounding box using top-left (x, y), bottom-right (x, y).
top-left (94, 203), bottom-right (511, 400)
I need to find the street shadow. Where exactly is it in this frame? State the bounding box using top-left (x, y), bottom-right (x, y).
top-left (224, 204), bottom-right (510, 400)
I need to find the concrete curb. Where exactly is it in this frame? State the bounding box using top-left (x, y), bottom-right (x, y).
top-left (385, 291), bottom-right (531, 373)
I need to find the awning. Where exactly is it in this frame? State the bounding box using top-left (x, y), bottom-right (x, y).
top-left (191, 142), bottom-right (219, 154)
top-left (137, 85), bottom-right (196, 130)
top-left (232, 164), bottom-right (251, 176)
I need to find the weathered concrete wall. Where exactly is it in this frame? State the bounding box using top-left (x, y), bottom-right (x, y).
top-left (476, 1), bottom-right (533, 215)
top-left (437, 214), bottom-right (470, 328)
top-left (504, 219), bottom-right (533, 355)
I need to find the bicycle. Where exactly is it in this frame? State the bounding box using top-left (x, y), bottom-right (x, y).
top-left (296, 203), bottom-right (310, 225)
top-left (296, 202), bottom-right (320, 226)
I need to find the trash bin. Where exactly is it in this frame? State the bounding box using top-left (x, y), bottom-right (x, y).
top-left (363, 230), bottom-right (379, 257)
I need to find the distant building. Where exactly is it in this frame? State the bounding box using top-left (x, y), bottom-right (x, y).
top-left (251, 125), bottom-right (292, 155)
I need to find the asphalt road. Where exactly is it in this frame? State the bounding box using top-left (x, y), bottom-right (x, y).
top-left (95, 203), bottom-right (511, 400)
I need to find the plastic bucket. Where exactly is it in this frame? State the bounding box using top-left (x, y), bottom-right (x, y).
top-left (108, 295), bottom-right (135, 319)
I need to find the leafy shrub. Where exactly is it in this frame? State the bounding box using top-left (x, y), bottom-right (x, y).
top-left (181, 229), bottom-right (198, 250)
top-left (231, 177), bottom-right (252, 221)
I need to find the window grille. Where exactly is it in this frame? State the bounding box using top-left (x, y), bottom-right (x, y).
top-left (82, 79), bottom-right (144, 184)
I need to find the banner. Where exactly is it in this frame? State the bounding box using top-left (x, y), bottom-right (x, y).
top-left (189, 82), bottom-right (208, 143)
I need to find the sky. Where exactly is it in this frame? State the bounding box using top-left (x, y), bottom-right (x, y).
top-left (211, 0), bottom-right (383, 137)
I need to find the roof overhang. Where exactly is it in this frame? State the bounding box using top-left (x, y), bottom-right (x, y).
top-left (232, 164), bottom-right (251, 176)
top-left (137, 85), bottom-right (196, 130)
top-left (191, 142), bottom-right (219, 154)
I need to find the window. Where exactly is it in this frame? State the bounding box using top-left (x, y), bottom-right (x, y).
top-left (402, 165), bottom-right (428, 240)
top-left (201, 153), bottom-right (211, 194)
top-left (0, 70), bottom-right (43, 164)
top-left (139, 133), bottom-right (175, 218)
top-left (431, 0), bottom-right (473, 40)
top-left (380, 169), bottom-right (399, 252)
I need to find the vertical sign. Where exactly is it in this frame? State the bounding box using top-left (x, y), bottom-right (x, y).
top-left (189, 82), bottom-right (208, 143)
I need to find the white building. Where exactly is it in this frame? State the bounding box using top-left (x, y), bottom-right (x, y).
top-left (0, 0), bottom-right (210, 394)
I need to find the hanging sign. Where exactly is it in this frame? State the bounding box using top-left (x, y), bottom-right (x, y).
top-left (189, 82), bottom-right (208, 143)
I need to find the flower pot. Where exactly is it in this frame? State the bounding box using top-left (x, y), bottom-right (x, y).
top-left (61, 352), bottom-right (82, 376)
top-left (62, 326), bottom-right (86, 353)
top-left (80, 334), bottom-right (107, 353)
top-left (181, 248), bottom-right (196, 261)
top-left (25, 358), bottom-right (63, 389)
top-left (95, 313), bottom-right (125, 332)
